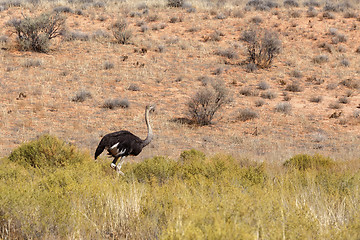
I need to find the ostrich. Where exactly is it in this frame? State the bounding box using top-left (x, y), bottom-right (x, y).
top-left (95, 104), bottom-right (155, 175)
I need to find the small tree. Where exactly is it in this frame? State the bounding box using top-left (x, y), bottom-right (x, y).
top-left (241, 28), bottom-right (281, 68)
top-left (188, 81), bottom-right (231, 125)
top-left (11, 13), bottom-right (65, 52)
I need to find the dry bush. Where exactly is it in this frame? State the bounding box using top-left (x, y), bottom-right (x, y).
top-left (72, 89), bottom-right (92, 102)
top-left (285, 82), bottom-right (303, 92)
top-left (237, 108), bottom-right (259, 121)
top-left (188, 81), bottom-right (231, 125)
top-left (112, 19), bottom-right (132, 44)
top-left (261, 90), bottom-right (277, 99)
top-left (10, 13), bottom-right (65, 52)
top-left (103, 98), bottom-right (130, 109)
top-left (241, 28), bottom-right (281, 69)
top-left (275, 102), bottom-right (292, 114)
top-left (309, 95), bottom-right (322, 103)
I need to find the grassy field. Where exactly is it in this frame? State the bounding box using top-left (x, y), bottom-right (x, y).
top-left (0, 135), bottom-right (359, 239)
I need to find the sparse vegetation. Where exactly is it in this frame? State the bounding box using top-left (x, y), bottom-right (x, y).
top-left (2, 4), bottom-right (360, 239)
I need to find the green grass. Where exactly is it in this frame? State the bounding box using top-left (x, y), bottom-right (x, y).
top-left (0, 136), bottom-right (359, 239)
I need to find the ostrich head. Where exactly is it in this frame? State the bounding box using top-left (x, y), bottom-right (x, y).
top-left (146, 104), bottom-right (156, 113)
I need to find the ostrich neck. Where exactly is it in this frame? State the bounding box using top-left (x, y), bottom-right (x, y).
top-left (142, 109), bottom-right (153, 147)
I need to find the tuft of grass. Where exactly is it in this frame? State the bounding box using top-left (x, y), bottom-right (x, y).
top-left (103, 61), bottom-right (114, 70)
top-left (255, 99), bottom-right (266, 107)
top-left (309, 95), bottom-right (322, 103)
top-left (313, 54), bottom-right (329, 64)
top-left (65, 31), bottom-right (90, 41)
top-left (260, 90), bottom-right (277, 99)
top-left (285, 82), bottom-right (303, 92)
top-left (237, 108), bottom-right (259, 121)
top-left (167, 0), bottom-right (184, 8)
top-left (257, 81), bottom-right (270, 90)
top-left (103, 98), bottom-right (130, 109)
top-left (240, 87), bottom-right (258, 97)
top-left (72, 89), bottom-right (92, 102)
top-left (23, 59), bottom-right (42, 68)
top-left (214, 48), bottom-right (238, 59)
top-left (275, 102), bottom-right (292, 114)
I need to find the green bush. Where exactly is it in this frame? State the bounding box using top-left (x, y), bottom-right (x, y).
top-left (11, 13), bottom-right (65, 52)
top-left (129, 156), bottom-right (177, 183)
top-left (283, 154), bottom-right (335, 171)
top-left (8, 135), bottom-right (86, 169)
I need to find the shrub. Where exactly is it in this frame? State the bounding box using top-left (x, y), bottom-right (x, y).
top-left (65, 30), bottom-right (89, 41)
top-left (338, 96), bottom-right (349, 104)
top-left (188, 81), bottom-right (231, 125)
top-left (284, 0), bottom-right (299, 7)
top-left (53, 6), bottom-right (73, 13)
top-left (255, 99), bottom-right (265, 107)
top-left (23, 58), bottom-right (42, 68)
top-left (313, 54), bottom-right (329, 64)
top-left (127, 83), bottom-right (140, 91)
top-left (72, 89), bottom-right (92, 102)
top-left (103, 98), bottom-right (130, 109)
top-left (214, 48), bottom-right (238, 59)
top-left (283, 154), bottom-right (334, 171)
top-left (8, 135), bottom-right (86, 169)
top-left (340, 58), bottom-right (350, 67)
top-left (130, 156), bottom-right (177, 183)
top-left (285, 82), bottom-right (303, 92)
top-left (258, 81), bottom-right (270, 90)
top-left (167, 0), bottom-right (184, 7)
top-left (240, 87), bottom-right (258, 96)
top-left (11, 13), bottom-right (65, 52)
top-left (309, 95), bottom-right (322, 103)
top-left (275, 102), bottom-right (292, 113)
top-left (112, 19), bottom-right (132, 44)
top-left (260, 90), bottom-right (277, 99)
top-left (103, 61), bottom-right (114, 70)
top-left (237, 108), bottom-right (259, 121)
top-left (241, 28), bottom-right (281, 68)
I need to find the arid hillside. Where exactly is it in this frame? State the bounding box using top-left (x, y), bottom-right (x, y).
top-left (1, 0), bottom-right (360, 163)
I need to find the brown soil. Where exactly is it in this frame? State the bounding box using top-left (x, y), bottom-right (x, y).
top-left (1, 3), bottom-right (360, 163)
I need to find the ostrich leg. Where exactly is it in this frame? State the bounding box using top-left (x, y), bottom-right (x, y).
top-left (110, 156), bottom-right (119, 169)
top-left (116, 156), bottom-right (126, 176)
